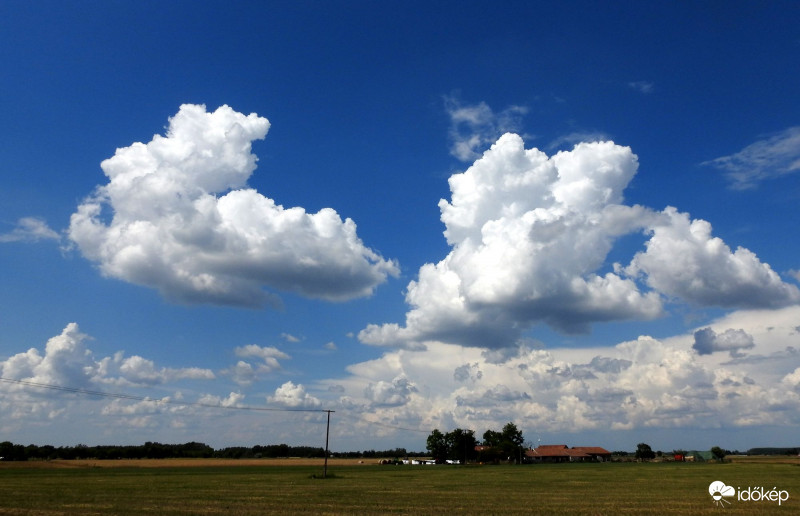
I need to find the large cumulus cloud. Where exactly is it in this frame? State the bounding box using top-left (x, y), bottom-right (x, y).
top-left (361, 133), bottom-right (799, 349)
top-left (69, 104), bottom-right (398, 307)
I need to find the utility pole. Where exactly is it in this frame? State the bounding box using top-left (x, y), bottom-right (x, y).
top-left (323, 410), bottom-right (334, 478)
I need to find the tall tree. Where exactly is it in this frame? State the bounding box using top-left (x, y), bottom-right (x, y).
top-left (635, 442), bottom-right (655, 460)
top-left (445, 428), bottom-right (478, 464)
top-left (480, 422), bottom-right (526, 463)
top-left (426, 429), bottom-right (448, 463)
top-left (500, 422), bottom-right (525, 463)
top-left (482, 429), bottom-right (502, 447)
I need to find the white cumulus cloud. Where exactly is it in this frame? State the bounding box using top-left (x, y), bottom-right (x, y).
top-left (0, 323), bottom-right (216, 432)
top-left (364, 375), bottom-right (418, 407)
top-left (0, 323), bottom-right (215, 390)
top-left (118, 355), bottom-right (215, 386)
top-left (1, 323), bottom-right (97, 388)
top-left (68, 104), bottom-right (398, 308)
top-left (223, 344), bottom-right (289, 385)
top-left (234, 344), bottom-right (289, 369)
top-left (268, 381), bottom-right (321, 408)
top-left (360, 132), bottom-right (799, 350)
top-left (198, 391), bottom-right (245, 408)
top-left (624, 207), bottom-right (799, 308)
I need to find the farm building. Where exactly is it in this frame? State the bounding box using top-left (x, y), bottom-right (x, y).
top-left (685, 450), bottom-right (714, 462)
top-left (526, 444), bottom-right (612, 463)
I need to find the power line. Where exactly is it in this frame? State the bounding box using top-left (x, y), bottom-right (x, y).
top-left (340, 410), bottom-right (431, 434)
top-left (1, 376), bottom-right (433, 436)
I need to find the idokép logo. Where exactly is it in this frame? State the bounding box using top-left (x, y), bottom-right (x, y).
top-left (708, 481), bottom-right (735, 508)
top-left (709, 480), bottom-right (790, 508)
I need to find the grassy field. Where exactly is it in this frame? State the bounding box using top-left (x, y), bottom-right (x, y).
top-left (0, 458), bottom-right (797, 514)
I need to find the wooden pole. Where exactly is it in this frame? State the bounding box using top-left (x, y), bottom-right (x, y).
top-left (323, 410), bottom-right (333, 478)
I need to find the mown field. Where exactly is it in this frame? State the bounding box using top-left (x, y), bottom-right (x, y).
top-left (0, 458), bottom-right (797, 515)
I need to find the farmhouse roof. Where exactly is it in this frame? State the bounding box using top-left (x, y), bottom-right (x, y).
top-left (527, 445), bottom-right (590, 458)
top-left (526, 445), bottom-right (611, 458)
top-left (571, 447), bottom-right (611, 456)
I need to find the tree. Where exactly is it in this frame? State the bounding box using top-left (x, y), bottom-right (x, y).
top-left (482, 429), bottom-right (502, 447)
top-left (445, 428), bottom-right (478, 464)
top-left (480, 422), bottom-right (525, 463)
top-left (501, 422), bottom-right (525, 463)
top-left (426, 429), bottom-right (448, 463)
top-left (710, 446), bottom-right (726, 461)
top-left (635, 443), bottom-right (655, 461)
top-left (501, 422), bottom-right (524, 448)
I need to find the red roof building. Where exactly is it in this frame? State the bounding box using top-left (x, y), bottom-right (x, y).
top-left (526, 444), bottom-right (611, 462)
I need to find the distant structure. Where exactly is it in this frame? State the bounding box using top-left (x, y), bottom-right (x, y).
top-left (525, 444), bottom-right (612, 463)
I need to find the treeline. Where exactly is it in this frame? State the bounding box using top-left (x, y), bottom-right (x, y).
top-left (746, 447), bottom-right (799, 455)
top-left (0, 441), bottom-right (214, 461)
top-left (331, 448), bottom-right (427, 459)
top-left (0, 441), bottom-right (424, 462)
top-left (213, 444), bottom-right (325, 459)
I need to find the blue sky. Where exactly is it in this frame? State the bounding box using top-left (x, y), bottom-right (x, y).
top-left (2, 1), bottom-right (800, 453)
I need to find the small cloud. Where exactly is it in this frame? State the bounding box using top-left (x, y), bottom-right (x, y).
top-left (197, 391), bottom-right (244, 408)
top-left (228, 345), bottom-right (289, 383)
top-left (546, 131), bottom-right (611, 152)
top-left (453, 362), bottom-right (482, 383)
top-left (268, 381), bottom-right (321, 408)
top-left (702, 126), bottom-right (800, 189)
top-left (364, 375), bottom-right (417, 407)
top-left (281, 333), bottom-right (301, 343)
top-left (482, 347), bottom-right (524, 364)
top-left (221, 360), bottom-right (258, 386)
top-left (444, 94), bottom-right (528, 161)
top-left (234, 344), bottom-right (289, 362)
top-left (693, 327), bottom-right (755, 357)
top-left (585, 356), bottom-right (633, 374)
top-left (323, 341), bottom-right (337, 351)
top-left (0, 217), bottom-right (60, 243)
top-left (628, 81), bottom-right (654, 94)
top-left (119, 355), bottom-right (215, 386)
top-left (722, 346), bottom-right (798, 365)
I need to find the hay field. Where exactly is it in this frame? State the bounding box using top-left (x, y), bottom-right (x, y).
top-left (1, 460), bottom-right (797, 514)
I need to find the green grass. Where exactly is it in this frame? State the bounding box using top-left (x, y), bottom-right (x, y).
top-left (0, 462), bottom-right (798, 514)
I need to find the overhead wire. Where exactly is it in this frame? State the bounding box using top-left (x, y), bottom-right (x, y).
top-left (0, 376), bottom-right (435, 436)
